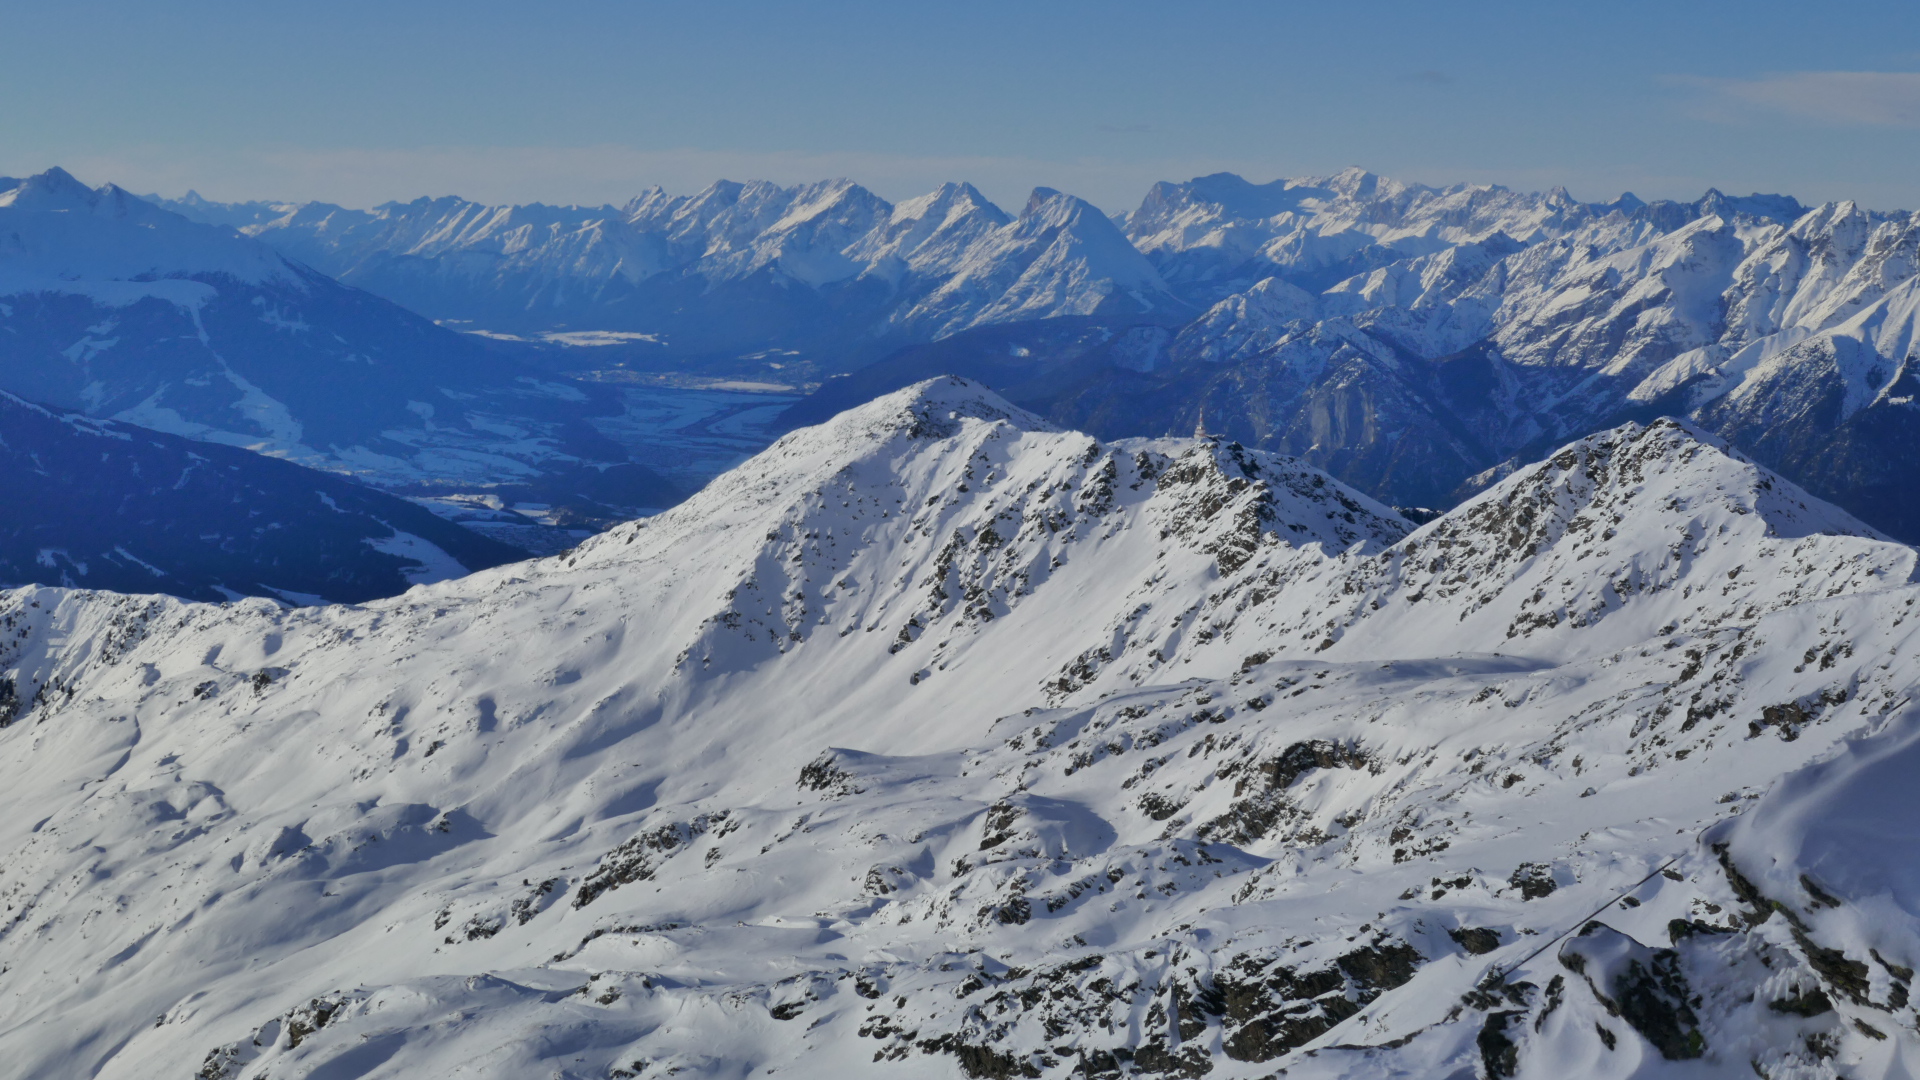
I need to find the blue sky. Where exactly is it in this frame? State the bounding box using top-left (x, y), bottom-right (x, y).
top-left (5, 0), bottom-right (1918, 212)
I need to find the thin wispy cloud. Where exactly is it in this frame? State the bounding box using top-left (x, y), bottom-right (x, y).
top-left (1676, 70), bottom-right (1920, 127)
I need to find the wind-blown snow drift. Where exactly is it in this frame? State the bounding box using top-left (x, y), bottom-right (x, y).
top-left (1, 378), bottom-right (1917, 1079)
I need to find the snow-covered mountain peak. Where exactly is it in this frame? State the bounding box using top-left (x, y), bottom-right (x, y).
top-left (536, 373), bottom-right (1410, 716)
top-left (3, 389), bottom-right (1920, 1077)
top-left (845, 373), bottom-right (1058, 437)
top-left (1320, 165), bottom-right (1397, 203)
top-left (1021, 185), bottom-right (1064, 216)
top-left (1465, 417), bottom-right (1892, 544)
top-left (1124, 169), bottom-right (1630, 301)
top-left (708, 375), bottom-right (1061, 471)
top-left (1014, 188), bottom-right (1144, 245)
top-left (1696, 187), bottom-right (1807, 225)
top-left (719, 178), bottom-right (893, 286)
top-left (890, 187), bottom-right (1180, 336)
top-left (848, 183), bottom-right (1012, 281)
top-left (0, 168), bottom-right (164, 228)
top-left (1048, 417), bottom-right (1913, 690)
top-left (887, 181), bottom-right (1004, 229)
top-left (0, 167), bottom-right (113, 213)
top-left (0, 169), bottom-right (298, 297)
top-left (1170, 276), bottom-right (1323, 364)
top-left (1131, 172), bottom-right (1330, 235)
top-left (1298, 418), bottom-right (1915, 659)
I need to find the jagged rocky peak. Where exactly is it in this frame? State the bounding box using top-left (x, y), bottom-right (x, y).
top-left (156, 172), bottom-right (1189, 345)
top-left (746, 178), bottom-right (895, 261)
top-left (1695, 187), bottom-right (1807, 225)
top-left (846, 182), bottom-right (1013, 286)
top-left (1147, 435), bottom-right (1413, 558)
top-left (1432, 417), bottom-right (1894, 586)
top-left (882, 181), bottom-right (1007, 230)
top-left (890, 185), bottom-right (1178, 336)
top-left (1017, 186), bottom-right (1121, 232)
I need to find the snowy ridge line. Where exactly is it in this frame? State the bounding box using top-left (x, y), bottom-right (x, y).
top-left (0, 378), bottom-right (1918, 1078)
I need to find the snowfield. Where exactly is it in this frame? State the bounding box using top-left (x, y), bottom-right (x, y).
top-left (2, 378), bottom-right (1918, 1079)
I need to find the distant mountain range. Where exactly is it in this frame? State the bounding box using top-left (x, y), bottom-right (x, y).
top-left (29, 164), bottom-right (1920, 552)
top-left (157, 180), bottom-right (1188, 367)
top-left (0, 169), bottom-right (681, 526)
top-left (773, 170), bottom-right (1920, 541)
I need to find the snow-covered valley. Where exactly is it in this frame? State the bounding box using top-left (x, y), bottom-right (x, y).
top-left (3, 378), bottom-right (1918, 1079)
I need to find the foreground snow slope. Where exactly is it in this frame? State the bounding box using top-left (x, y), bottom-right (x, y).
top-left (1, 378), bottom-right (1917, 1080)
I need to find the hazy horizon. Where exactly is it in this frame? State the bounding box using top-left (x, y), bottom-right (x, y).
top-left (7, 0), bottom-right (1918, 214)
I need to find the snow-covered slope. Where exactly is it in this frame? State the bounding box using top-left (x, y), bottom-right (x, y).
top-left (0, 169), bottom-right (293, 297)
top-left (1, 378), bottom-right (1916, 1079)
top-left (0, 170), bottom-right (678, 514)
top-left (891, 188), bottom-right (1179, 338)
top-left (0, 390), bottom-right (526, 603)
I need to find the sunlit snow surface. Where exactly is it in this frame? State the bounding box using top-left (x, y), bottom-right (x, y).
top-left (1, 378), bottom-right (1918, 1079)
